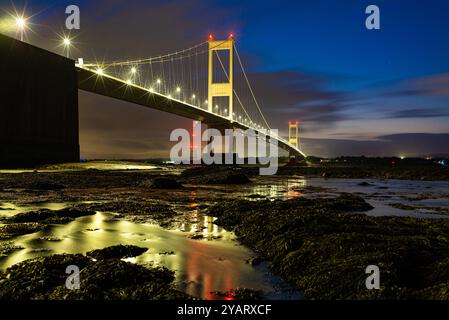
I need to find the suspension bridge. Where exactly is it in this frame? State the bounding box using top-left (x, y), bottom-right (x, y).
top-left (0, 32), bottom-right (305, 164)
top-left (75, 34), bottom-right (306, 158)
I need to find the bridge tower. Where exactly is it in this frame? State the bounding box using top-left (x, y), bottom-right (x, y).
top-left (208, 34), bottom-right (234, 120)
top-left (289, 121), bottom-right (299, 148)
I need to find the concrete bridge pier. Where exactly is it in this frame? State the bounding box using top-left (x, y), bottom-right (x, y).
top-left (0, 34), bottom-right (79, 165)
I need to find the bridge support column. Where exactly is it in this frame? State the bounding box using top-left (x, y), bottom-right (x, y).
top-left (0, 34), bottom-right (80, 165)
top-left (208, 36), bottom-right (234, 120)
top-left (288, 121), bottom-right (299, 149)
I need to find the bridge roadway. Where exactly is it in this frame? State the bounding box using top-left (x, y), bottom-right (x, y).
top-left (77, 67), bottom-right (305, 158)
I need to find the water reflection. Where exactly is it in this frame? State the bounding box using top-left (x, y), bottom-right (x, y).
top-left (0, 211), bottom-right (278, 299)
top-left (177, 213), bottom-right (228, 240)
top-left (0, 161), bottom-right (158, 174)
top-left (305, 178), bottom-right (449, 219)
top-left (237, 176), bottom-right (307, 200)
top-left (6, 174), bottom-right (446, 299)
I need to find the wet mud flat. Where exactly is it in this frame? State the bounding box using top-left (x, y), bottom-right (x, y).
top-left (0, 162), bottom-right (449, 300)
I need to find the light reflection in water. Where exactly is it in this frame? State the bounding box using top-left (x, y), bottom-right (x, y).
top-left (1, 173), bottom-right (448, 300)
top-left (0, 211), bottom-right (275, 299)
top-left (0, 175), bottom-right (310, 299)
top-left (240, 176), bottom-right (307, 200)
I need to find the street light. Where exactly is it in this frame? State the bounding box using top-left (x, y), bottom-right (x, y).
top-left (62, 37), bottom-right (71, 58)
top-left (15, 16), bottom-right (26, 41)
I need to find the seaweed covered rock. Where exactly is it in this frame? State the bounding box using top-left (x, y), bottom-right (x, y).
top-left (215, 173), bottom-right (252, 184)
top-left (75, 200), bottom-right (178, 226)
top-left (180, 166), bottom-right (255, 184)
top-left (0, 242), bottom-right (23, 257)
top-left (277, 163), bottom-right (449, 181)
top-left (0, 253), bottom-right (90, 299)
top-left (7, 208), bottom-right (96, 224)
top-left (86, 245), bottom-right (148, 260)
top-left (25, 181), bottom-right (66, 190)
top-left (209, 193), bottom-right (449, 299)
top-left (0, 222), bottom-right (47, 240)
top-left (0, 249), bottom-right (191, 300)
top-left (43, 260), bottom-right (188, 300)
top-left (150, 178), bottom-right (183, 189)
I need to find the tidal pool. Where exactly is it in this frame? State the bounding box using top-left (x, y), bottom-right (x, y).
top-left (0, 204), bottom-right (301, 300)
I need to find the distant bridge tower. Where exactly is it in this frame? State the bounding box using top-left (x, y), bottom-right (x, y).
top-left (289, 121), bottom-right (299, 149)
top-left (208, 34), bottom-right (234, 120)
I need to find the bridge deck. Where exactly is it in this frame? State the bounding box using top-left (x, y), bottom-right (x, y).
top-left (77, 67), bottom-right (305, 157)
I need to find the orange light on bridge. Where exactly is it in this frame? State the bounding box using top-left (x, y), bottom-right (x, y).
top-left (229, 33), bottom-right (234, 39)
top-left (208, 34), bottom-right (214, 41)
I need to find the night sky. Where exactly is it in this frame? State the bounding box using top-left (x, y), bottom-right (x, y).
top-left (1, 0), bottom-right (449, 158)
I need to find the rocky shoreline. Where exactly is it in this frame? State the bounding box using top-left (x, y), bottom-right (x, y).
top-left (0, 162), bottom-right (448, 300)
top-left (209, 194), bottom-right (449, 299)
top-left (278, 163), bottom-right (449, 181)
top-left (0, 245), bottom-right (190, 300)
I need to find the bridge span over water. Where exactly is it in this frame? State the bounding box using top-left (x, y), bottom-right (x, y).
top-left (0, 33), bottom-right (305, 164)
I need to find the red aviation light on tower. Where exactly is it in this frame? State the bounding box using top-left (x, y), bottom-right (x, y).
top-left (229, 33), bottom-right (234, 40)
top-left (208, 34), bottom-right (214, 41)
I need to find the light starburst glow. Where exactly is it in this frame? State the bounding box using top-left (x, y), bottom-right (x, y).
top-left (15, 15), bottom-right (28, 41)
top-left (15, 17), bottom-right (25, 29)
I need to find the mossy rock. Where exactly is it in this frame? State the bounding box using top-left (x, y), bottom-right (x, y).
top-left (210, 193), bottom-right (449, 299)
top-left (0, 248), bottom-right (191, 300)
top-left (150, 178), bottom-right (183, 189)
top-left (86, 245), bottom-right (148, 260)
top-left (8, 208), bottom-right (96, 224)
